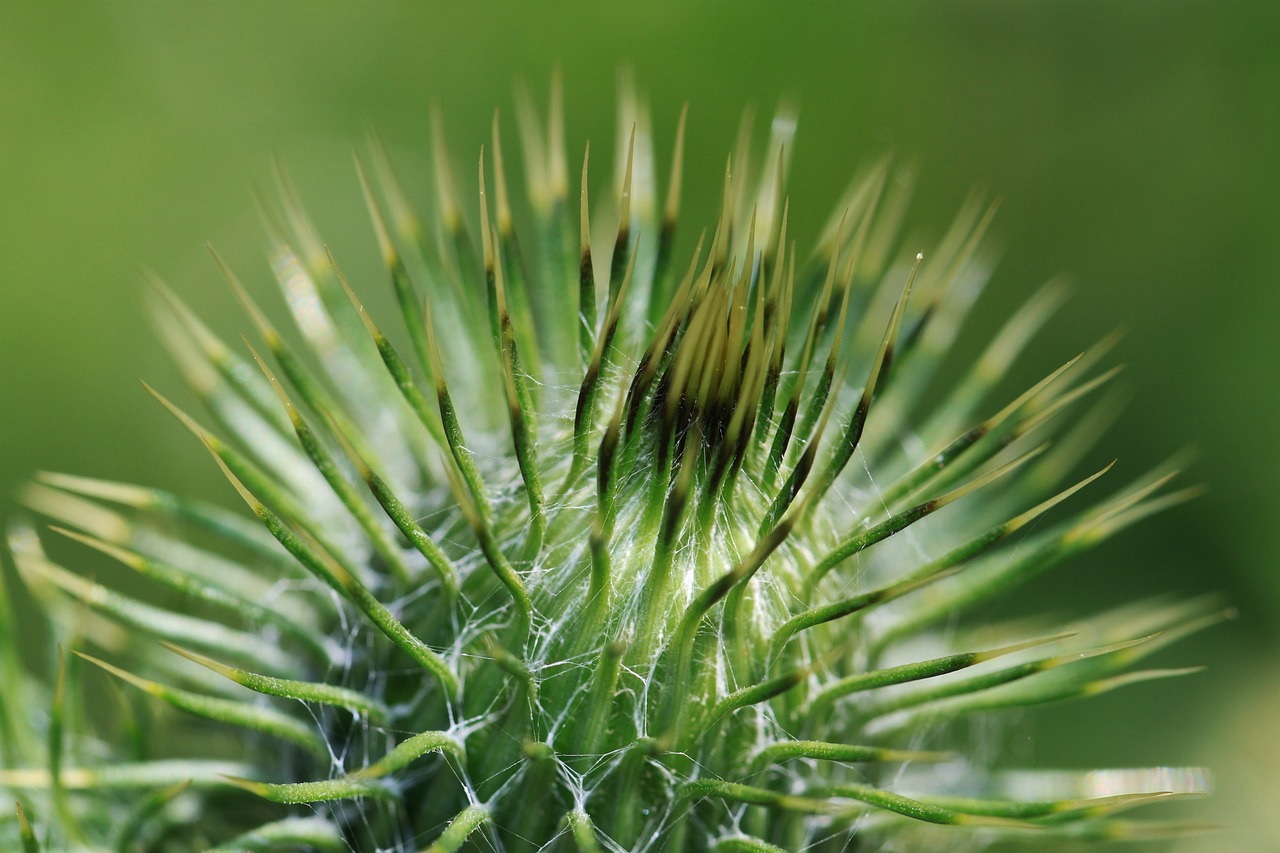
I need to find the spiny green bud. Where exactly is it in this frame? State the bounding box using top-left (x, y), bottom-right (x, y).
top-left (1, 77), bottom-right (1215, 852)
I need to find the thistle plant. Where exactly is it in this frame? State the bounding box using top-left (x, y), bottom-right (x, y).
top-left (1, 81), bottom-right (1216, 852)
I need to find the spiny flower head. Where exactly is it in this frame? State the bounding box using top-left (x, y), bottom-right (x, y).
top-left (1, 78), bottom-right (1215, 851)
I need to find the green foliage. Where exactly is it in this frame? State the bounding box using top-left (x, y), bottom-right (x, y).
top-left (1, 80), bottom-right (1214, 851)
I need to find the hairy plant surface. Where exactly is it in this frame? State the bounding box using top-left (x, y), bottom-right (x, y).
top-left (1, 82), bottom-right (1215, 851)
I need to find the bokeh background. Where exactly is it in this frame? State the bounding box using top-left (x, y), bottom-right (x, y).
top-left (1, 2), bottom-right (1277, 849)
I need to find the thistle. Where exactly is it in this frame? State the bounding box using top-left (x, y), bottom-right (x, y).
top-left (1, 79), bottom-right (1216, 851)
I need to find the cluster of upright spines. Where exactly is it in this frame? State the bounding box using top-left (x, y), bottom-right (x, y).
top-left (1, 76), bottom-right (1216, 852)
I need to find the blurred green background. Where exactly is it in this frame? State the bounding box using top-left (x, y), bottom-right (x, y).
top-left (1, 1), bottom-right (1277, 849)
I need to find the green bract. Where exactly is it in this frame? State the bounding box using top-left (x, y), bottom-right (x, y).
top-left (2, 81), bottom-right (1215, 851)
